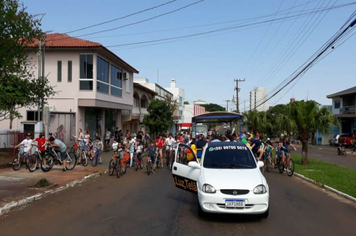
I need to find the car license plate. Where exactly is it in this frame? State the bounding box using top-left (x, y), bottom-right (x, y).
top-left (225, 199), bottom-right (245, 207)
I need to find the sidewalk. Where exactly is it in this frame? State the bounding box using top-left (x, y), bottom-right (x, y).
top-left (0, 151), bottom-right (112, 214)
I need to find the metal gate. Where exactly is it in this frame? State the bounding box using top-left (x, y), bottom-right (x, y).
top-left (49, 112), bottom-right (76, 146)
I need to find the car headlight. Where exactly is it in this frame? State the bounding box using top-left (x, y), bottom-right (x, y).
top-left (253, 184), bottom-right (267, 194)
top-left (202, 184), bottom-right (216, 193)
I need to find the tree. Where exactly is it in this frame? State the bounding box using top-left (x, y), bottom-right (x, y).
top-left (143, 99), bottom-right (174, 137)
top-left (242, 109), bottom-right (261, 134)
top-left (0, 0), bottom-right (55, 128)
top-left (184, 101), bottom-right (189, 105)
top-left (288, 100), bottom-right (338, 165)
top-left (200, 103), bottom-right (226, 112)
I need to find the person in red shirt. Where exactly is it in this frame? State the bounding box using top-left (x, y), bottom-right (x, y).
top-left (32, 133), bottom-right (46, 169)
top-left (156, 134), bottom-right (164, 168)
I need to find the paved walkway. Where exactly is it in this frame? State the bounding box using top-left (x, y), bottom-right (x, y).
top-left (0, 151), bottom-right (111, 210)
top-left (294, 144), bottom-right (356, 169)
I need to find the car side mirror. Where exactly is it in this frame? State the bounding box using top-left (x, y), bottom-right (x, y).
top-left (257, 161), bottom-right (264, 168)
top-left (188, 161), bottom-right (201, 169)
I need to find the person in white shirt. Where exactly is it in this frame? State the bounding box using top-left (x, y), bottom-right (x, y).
top-left (15, 133), bottom-right (33, 157)
top-left (165, 133), bottom-right (176, 159)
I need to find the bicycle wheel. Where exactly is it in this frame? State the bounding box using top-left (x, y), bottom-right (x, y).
top-left (135, 160), bottom-right (138, 171)
top-left (41, 155), bottom-right (54, 172)
top-left (286, 159), bottom-right (294, 176)
top-left (116, 160), bottom-right (121, 178)
top-left (12, 156), bottom-right (21, 171)
top-left (81, 152), bottom-right (88, 166)
top-left (147, 161), bottom-right (151, 175)
top-left (91, 155), bottom-right (98, 167)
top-left (278, 161), bottom-right (284, 173)
top-left (66, 152), bottom-right (77, 170)
top-left (27, 154), bottom-right (38, 172)
top-left (70, 146), bottom-right (76, 157)
top-left (109, 160), bottom-right (115, 176)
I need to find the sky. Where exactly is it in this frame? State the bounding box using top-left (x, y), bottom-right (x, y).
top-left (23, 0), bottom-right (356, 111)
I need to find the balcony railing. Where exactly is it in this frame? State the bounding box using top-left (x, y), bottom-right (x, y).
top-left (340, 105), bottom-right (356, 114)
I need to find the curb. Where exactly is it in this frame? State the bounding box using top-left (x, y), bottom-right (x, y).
top-left (294, 172), bottom-right (356, 202)
top-left (0, 169), bottom-right (107, 216)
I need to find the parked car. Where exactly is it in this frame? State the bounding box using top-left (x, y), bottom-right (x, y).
top-left (331, 134), bottom-right (348, 146)
top-left (171, 142), bottom-right (269, 218)
top-left (338, 133), bottom-right (356, 147)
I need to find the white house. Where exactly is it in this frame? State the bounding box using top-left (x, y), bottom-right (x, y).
top-left (0, 33), bottom-right (139, 144)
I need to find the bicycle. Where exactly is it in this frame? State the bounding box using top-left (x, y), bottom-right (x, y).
top-left (337, 145), bottom-right (347, 156)
top-left (165, 145), bottom-right (174, 169)
top-left (134, 152), bottom-right (144, 171)
top-left (27, 144), bottom-right (44, 172)
top-left (146, 156), bottom-right (152, 175)
top-left (12, 145), bottom-right (33, 171)
top-left (276, 149), bottom-right (295, 177)
top-left (263, 150), bottom-right (274, 172)
top-left (155, 151), bottom-right (161, 169)
top-left (40, 144), bottom-right (77, 172)
top-left (108, 155), bottom-right (122, 178)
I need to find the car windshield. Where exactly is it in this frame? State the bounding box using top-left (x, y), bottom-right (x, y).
top-left (203, 145), bottom-right (257, 169)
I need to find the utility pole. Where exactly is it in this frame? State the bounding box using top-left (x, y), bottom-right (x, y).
top-left (223, 100), bottom-right (230, 111)
top-left (234, 79), bottom-right (245, 113)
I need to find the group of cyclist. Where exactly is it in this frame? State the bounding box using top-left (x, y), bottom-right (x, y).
top-left (14, 132), bottom-right (69, 171)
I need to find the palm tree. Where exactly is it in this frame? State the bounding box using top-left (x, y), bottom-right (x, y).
top-left (243, 109), bottom-right (260, 134)
top-left (288, 100), bottom-right (338, 165)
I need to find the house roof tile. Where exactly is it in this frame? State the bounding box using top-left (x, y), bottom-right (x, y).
top-left (29, 33), bottom-right (102, 48)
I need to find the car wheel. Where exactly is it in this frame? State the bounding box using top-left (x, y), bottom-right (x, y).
top-left (260, 207), bottom-right (269, 219)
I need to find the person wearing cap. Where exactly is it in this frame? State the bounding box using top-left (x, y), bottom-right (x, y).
top-left (48, 136), bottom-right (67, 171)
top-left (15, 133), bottom-right (33, 157)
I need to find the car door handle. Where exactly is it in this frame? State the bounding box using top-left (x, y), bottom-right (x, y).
top-left (174, 166), bottom-right (177, 170)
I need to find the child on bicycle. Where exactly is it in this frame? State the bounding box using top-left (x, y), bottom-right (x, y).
top-left (112, 139), bottom-right (119, 160)
top-left (136, 140), bottom-right (144, 166)
top-left (147, 141), bottom-right (157, 174)
top-left (15, 133), bottom-right (33, 158)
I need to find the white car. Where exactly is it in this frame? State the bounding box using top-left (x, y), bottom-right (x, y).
top-left (172, 142), bottom-right (269, 218)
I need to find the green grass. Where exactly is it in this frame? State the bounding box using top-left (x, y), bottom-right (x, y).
top-left (291, 153), bottom-right (356, 198)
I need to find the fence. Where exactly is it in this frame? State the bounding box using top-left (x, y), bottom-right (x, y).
top-left (0, 131), bottom-right (42, 157)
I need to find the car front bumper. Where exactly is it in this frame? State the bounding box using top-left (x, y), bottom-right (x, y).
top-left (198, 189), bottom-right (269, 214)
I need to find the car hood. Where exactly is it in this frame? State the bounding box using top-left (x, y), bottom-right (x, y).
top-left (201, 168), bottom-right (263, 190)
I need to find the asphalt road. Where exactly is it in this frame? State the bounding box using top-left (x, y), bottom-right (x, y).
top-left (1, 163), bottom-right (355, 236)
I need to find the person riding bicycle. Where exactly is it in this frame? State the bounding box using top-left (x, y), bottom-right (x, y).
top-left (281, 136), bottom-right (297, 165)
top-left (165, 133), bottom-right (175, 160)
top-left (263, 139), bottom-right (274, 168)
top-left (111, 139), bottom-right (119, 160)
top-left (147, 141), bottom-right (157, 174)
top-left (15, 133), bottom-right (33, 158)
top-left (156, 134), bottom-right (164, 168)
top-left (136, 140), bottom-right (144, 166)
top-left (48, 137), bottom-right (67, 172)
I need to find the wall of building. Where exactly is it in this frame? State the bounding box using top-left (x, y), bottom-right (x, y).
top-left (250, 87), bottom-right (268, 111)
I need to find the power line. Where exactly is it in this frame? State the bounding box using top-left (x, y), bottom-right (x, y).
top-left (50, 0), bottom-right (206, 42)
top-left (238, 0), bottom-right (286, 77)
top-left (64, 0), bottom-right (178, 34)
top-left (75, 0), bottom-right (206, 37)
top-left (254, 11), bottom-right (356, 108)
top-left (105, 2), bottom-right (355, 48)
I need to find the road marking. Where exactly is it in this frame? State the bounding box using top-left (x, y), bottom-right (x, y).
top-left (0, 176), bottom-right (24, 182)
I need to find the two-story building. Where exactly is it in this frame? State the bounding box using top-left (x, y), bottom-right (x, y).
top-left (121, 82), bottom-right (156, 133)
top-left (0, 33), bottom-right (139, 144)
top-left (327, 86), bottom-right (356, 134)
top-left (134, 77), bottom-right (179, 134)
